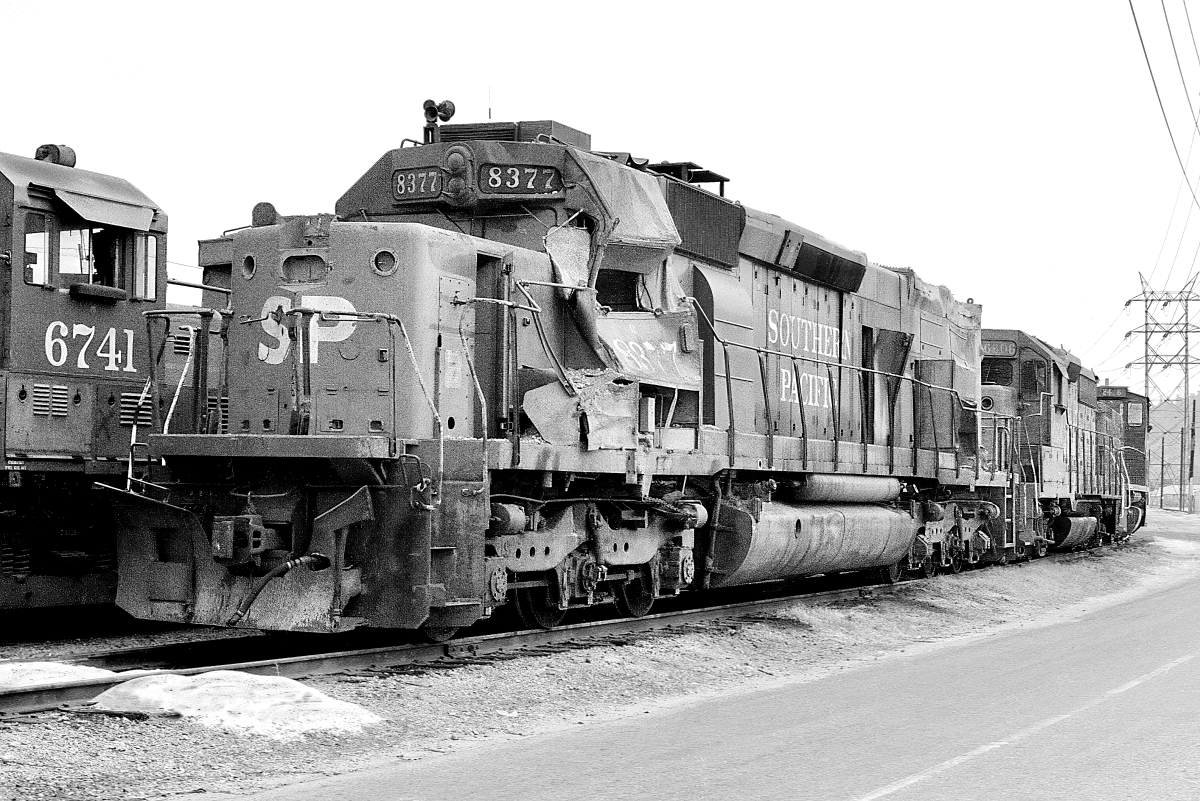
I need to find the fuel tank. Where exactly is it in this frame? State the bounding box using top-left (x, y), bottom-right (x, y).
top-left (710, 502), bottom-right (916, 587)
top-left (1049, 513), bottom-right (1099, 550)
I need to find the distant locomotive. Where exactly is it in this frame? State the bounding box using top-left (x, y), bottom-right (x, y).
top-left (102, 109), bottom-right (1145, 637)
top-left (0, 146), bottom-right (167, 609)
top-left (980, 331), bottom-right (1143, 555)
top-left (1096, 384), bottom-right (1150, 531)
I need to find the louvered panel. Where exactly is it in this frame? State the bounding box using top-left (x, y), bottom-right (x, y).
top-left (172, 333), bottom-right (193, 355)
top-left (206, 395), bottom-right (229, 434)
top-left (32, 384), bottom-right (69, 417)
top-left (32, 384), bottom-right (51, 417)
top-left (119, 392), bottom-right (154, 427)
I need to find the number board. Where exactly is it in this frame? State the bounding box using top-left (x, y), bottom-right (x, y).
top-left (981, 340), bottom-right (1017, 357)
top-left (393, 168), bottom-right (443, 201)
top-left (479, 165), bottom-right (563, 194)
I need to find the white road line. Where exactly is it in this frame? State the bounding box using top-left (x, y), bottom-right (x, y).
top-left (850, 647), bottom-right (1200, 801)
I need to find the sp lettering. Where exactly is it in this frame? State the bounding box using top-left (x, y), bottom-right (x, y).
top-left (257, 296), bottom-right (356, 364)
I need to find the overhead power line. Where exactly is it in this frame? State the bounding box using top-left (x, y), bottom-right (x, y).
top-left (1129, 0), bottom-right (1200, 219)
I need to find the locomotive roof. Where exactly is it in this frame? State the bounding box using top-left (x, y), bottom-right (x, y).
top-left (0, 150), bottom-right (162, 231)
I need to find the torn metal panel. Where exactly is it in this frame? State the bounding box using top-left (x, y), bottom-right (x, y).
top-left (593, 311), bottom-right (702, 390)
top-left (522, 382), bottom-right (582, 446)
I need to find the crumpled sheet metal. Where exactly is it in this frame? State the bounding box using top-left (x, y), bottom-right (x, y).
top-left (522, 369), bottom-right (638, 450)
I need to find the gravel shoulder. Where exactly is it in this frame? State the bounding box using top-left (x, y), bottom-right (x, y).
top-left (3, 513), bottom-right (1198, 801)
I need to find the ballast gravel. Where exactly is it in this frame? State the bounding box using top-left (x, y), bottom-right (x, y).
top-left (2, 512), bottom-right (1198, 801)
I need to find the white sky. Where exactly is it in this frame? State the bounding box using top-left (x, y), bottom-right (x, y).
top-left (3, 1), bottom-right (1194, 400)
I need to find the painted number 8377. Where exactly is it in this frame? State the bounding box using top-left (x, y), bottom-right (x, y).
top-left (44, 321), bottom-right (138, 372)
top-left (479, 164), bottom-right (562, 194)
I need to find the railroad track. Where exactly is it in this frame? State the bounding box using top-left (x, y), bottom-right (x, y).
top-left (0, 545), bottom-right (1126, 716)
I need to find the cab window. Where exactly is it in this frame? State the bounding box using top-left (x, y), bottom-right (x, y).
top-left (133, 234), bottom-right (157, 299)
top-left (21, 211), bottom-right (155, 296)
top-left (23, 212), bottom-right (49, 285)
top-left (981, 357), bottom-right (1013, 386)
top-left (1128, 401), bottom-right (1144, 426)
top-left (59, 224), bottom-right (123, 288)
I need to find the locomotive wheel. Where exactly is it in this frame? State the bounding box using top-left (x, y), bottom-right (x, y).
top-left (614, 567), bottom-right (656, 618)
top-left (948, 551), bottom-right (964, 574)
top-left (421, 625), bottom-right (459, 643)
top-left (515, 585), bottom-right (567, 630)
top-left (920, 558), bottom-right (937, 580)
top-left (1014, 542), bottom-right (1027, 561)
top-left (878, 560), bottom-right (904, 585)
top-left (1033, 540), bottom-right (1048, 558)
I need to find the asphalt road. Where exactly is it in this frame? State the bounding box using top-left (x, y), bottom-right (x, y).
top-left (239, 525), bottom-right (1200, 801)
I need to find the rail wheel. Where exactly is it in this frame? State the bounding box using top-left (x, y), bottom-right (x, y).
top-left (879, 559), bottom-right (905, 585)
top-left (614, 566), bottom-right (656, 618)
top-left (1014, 541), bottom-right (1027, 561)
top-left (515, 585), bottom-right (567, 630)
top-left (421, 625), bottom-right (458, 643)
top-left (1033, 540), bottom-right (1048, 558)
top-left (948, 550), bottom-right (964, 574)
top-left (920, 558), bottom-right (937, 580)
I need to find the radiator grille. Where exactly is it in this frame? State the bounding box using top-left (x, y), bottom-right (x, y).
top-left (32, 384), bottom-right (69, 417)
top-left (119, 392), bottom-right (154, 427)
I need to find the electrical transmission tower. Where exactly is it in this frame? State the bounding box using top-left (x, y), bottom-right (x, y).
top-left (1127, 274), bottom-right (1200, 510)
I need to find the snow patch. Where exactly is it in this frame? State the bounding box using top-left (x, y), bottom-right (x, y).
top-left (0, 661), bottom-right (116, 688)
top-left (91, 670), bottom-right (381, 739)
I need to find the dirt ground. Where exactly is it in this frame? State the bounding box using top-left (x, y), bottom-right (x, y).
top-left (2, 512), bottom-right (1197, 801)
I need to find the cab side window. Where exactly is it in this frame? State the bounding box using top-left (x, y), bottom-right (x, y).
top-left (133, 234), bottom-right (157, 299)
top-left (59, 225), bottom-right (124, 289)
top-left (23, 212), bottom-right (49, 285)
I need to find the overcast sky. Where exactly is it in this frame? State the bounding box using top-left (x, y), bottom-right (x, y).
top-left (3, 1), bottom-right (1194, 400)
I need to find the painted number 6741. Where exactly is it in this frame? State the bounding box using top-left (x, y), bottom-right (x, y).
top-left (44, 321), bottom-right (138, 373)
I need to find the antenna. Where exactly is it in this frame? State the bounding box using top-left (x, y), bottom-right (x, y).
top-left (488, 86), bottom-right (492, 121)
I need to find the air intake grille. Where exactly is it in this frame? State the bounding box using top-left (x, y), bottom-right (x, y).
top-left (32, 384), bottom-right (69, 417)
top-left (119, 392), bottom-right (154, 427)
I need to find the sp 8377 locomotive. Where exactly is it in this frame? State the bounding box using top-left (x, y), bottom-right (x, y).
top-left (101, 109), bottom-right (1146, 637)
top-left (0, 146), bottom-right (167, 609)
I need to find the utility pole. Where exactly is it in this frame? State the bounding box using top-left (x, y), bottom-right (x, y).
top-left (1127, 274), bottom-right (1200, 511)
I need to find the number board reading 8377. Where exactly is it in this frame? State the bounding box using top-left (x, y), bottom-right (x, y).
top-left (479, 165), bottom-right (562, 194)
top-left (392, 168), bottom-right (442, 200)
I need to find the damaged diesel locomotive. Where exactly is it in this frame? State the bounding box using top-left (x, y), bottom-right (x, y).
top-left (101, 109), bottom-right (1142, 636)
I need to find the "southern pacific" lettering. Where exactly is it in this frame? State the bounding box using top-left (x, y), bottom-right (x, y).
top-left (766, 309), bottom-right (840, 358)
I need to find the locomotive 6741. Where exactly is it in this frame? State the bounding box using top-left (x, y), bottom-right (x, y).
top-left (102, 109), bottom-right (1143, 637)
top-left (0, 145), bottom-right (166, 609)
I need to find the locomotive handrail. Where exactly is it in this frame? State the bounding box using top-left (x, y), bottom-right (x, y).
top-left (166, 277), bottom-right (232, 297)
top-left (314, 310), bottom-right (443, 507)
top-left (458, 304), bottom-right (489, 493)
top-left (512, 280), bottom-right (576, 396)
top-left (684, 296), bottom-right (977, 475)
top-left (143, 308), bottom-right (230, 436)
